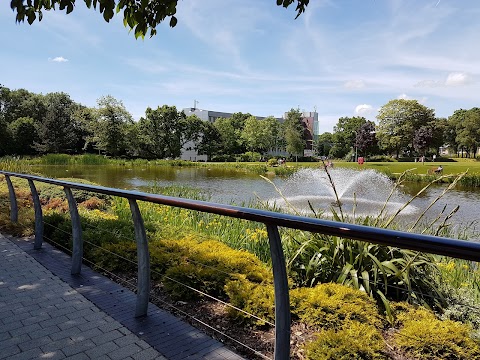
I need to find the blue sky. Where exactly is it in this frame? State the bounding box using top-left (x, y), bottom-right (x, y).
top-left (1, 0), bottom-right (479, 133)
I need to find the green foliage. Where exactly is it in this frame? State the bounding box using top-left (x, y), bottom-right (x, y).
top-left (39, 153), bottom-right (71, 165)
top-left (137, 106), bottom-right (189, 159)
top-left (224, 275), bottom-right (275, 324)
top-left (11, 1), bottom-right (310, 38)
top-left (332, 116), bottom-right (367, 159)
top-left (162, 237), bottom-right (272, 300)
top-left (394, 306), bottom-right (480, 360)
top-left (267, 158), bottom-right (278, 166)
top-left (376, 99), bottom-right (435, 158)
top-left (92, 241), bottom-right (137, 274)
top-left (284, 108), bottom-right (305, 156)
top-left (238, 151), bottom-right (262, 162)
top-left (291, 283), bottom-right (382, 329)
top-left (305, 321), bottom-right (386, 360)
top-left (8, 117), bottom-right (37, 155)
top-left (164, 263), bottom-right (228, 300)
top-left (92, 95), bottom-right (135, 157)
top-left (285, 229), bottom-right (444, 312)
top-left (34, 92), bottom-right (78, 154)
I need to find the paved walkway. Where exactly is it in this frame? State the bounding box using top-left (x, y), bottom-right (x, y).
top-left (0, 234), bottom-right (244, 360)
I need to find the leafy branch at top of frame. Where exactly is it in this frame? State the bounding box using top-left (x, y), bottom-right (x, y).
top-left (10, 0), bottom-right (310, 38)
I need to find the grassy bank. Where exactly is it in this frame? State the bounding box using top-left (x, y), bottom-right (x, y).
top-left (4, 154), bottom-right (480, 185)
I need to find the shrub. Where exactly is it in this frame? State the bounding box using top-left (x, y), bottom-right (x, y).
top-left (394, 306), bottom-right (480, 360)
top-left (79, 196), bottom-right (106, 210)
top-left (92, 241), bottom-right (137, 274)
top-left (160, 238), bottom-right (271, 283)
top-left (239, 152), bottom-right (262, 162)
top-left (305, 321), bottom-right (386, 360)
top-left (224, 275), bottom-right (275, 324)
top-left (164, 263), bottom-right (229, 300)
top-left (161, 237), bottom-right (272, 300)
top-left (291, 283), bottom-right (382, 329)
top-left (267, 158), bottom-right (278, 166)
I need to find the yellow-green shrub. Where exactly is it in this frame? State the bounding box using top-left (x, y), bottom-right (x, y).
top-left (163, 263), bottom-right (230, 300)
top-left (305, 321), bottom-right (386, 360)
top-left (92, 241), bottom-right (137, 273)
top-left (160, 237), bottom-right (271, 283)
top-left (394, 307), bottom-right (480, 359)
top-left (159, 237), bottom-right (271, 300)
top-left (224, 275), bottom-right (275, 324)
top-left (291, 283), bottom-right (382, 329)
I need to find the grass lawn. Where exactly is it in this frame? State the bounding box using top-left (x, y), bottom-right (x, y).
top-left (278, 158), bottom-right (480, 176)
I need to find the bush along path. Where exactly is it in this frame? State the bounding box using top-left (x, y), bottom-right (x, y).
top-left (0, 175), bottom-right (480, 359)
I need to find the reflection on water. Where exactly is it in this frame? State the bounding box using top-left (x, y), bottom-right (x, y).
top-left (32, 165), bottom-right (480, 235)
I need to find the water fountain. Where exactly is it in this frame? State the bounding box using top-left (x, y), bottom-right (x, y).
top-left (269, 168), bottom-right (418, 218)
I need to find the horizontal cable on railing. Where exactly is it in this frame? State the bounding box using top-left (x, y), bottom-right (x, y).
top-left (77, 219), bottom-right (259, 279)
top-left (80, 235), bottom-right (276, 326)
top-left (26, 218), bottom-right (480, 315)
top-left (21, 216), bottom-right (480, 315)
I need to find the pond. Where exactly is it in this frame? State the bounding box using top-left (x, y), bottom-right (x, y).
top-left (32, 165), bottom-right (480, 238)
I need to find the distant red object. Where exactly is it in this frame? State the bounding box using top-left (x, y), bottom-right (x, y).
top-left (358, 157), bottom-right (364, 165)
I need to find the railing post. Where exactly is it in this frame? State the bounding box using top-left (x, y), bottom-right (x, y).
top-left (266, 223), bottom-right (291, 360)
top-left (128, 199), bottom-right (150, 317)
top-left (5, 175), bottom-right (18, 223)
top-left (28, 180), bottom-right (43, 250)
top-left (64, 187), bottom-right (83, 275)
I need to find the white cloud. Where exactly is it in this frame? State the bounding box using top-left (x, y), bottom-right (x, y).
top-left (414, 72), bottom-right (473, 88)
top-left (355, 104), bottom-right (373, 115)
top-left (344, 80), bottom-right (365, 89)
top-left (445, 72), bottom-right (471, 86)
top-left (398, 93), bottom-right (412, 100)
top-left (50, 56), bottom-right (69, 63)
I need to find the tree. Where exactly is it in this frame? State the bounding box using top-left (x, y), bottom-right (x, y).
top-left (71, 105), bottom-right (96, 153)
top-left (283, 108), bottom-right (305, 158)
top-left (263, 116), bottom-right (283, 153)
top-left (92, 95), bottom-right (134, 157)
top-left (35, 92), bottom-right (77, 153)
top-left (452, 108), bottom-right (480, 158)
top-left (137, 105), bottom-right (186, 159)
top-left (447, 110), bottom-right (468, 156)
top-left (8, 117), bottom-right (37, 155)
top-left (0, 86), bottom-right (46, 125)
top-left (376, 99), bottom-right (435, 158)
top-left (241, 115), bottom-right (278, 153)
top-left (331, 116), bottom-right (367, 159)
top-left (10, 0), bottom-right (310, 38)
top-left (214, 117), bottom-right (245, 156)
top-left (196, 121), bottom-right (222, 159)
top-left (355, 121), bottom-right (378, 157)
top-left (413, 126), bottom-right (433, 157)
top-left (316, 132), bottom-right (333, 157)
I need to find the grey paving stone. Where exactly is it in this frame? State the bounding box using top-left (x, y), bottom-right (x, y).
top-left (61, 339), bottom-right (97, 357)
top-left (108, 343), bottom-right (143, 360)
top-left (0, 345), bottom-right (21, 359)
top-left (2, 234), bottom-right (245, 360)
top-left (85, 340), bottom-right (119, 358)
top-left (130, 348), bottom-right (166, 360)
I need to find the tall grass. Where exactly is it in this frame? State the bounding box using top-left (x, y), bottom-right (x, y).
top-left (0, 156), bottom-right (32, 173)
top-left (39, 154), bottom-right (71, 165)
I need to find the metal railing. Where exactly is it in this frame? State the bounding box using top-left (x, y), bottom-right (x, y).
top-left (2, 170), bottom-right (480, 360)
